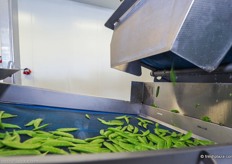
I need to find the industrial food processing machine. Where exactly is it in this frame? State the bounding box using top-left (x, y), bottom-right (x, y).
top-left (1, 0), bottom-right (232, 163)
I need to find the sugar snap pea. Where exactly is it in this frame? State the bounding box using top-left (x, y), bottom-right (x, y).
top-left (70, 146), bottom-right (110, 153)
top-left (33, 124), bottom-right (49, 131)
top-left (1, 123), bottom-right (21, 129)
top-left (157, 140), bottom-right (165, 150)
top-left (136, 117), bottom-right (153, 124)
top-left (113, 144), bottom-right (126, 152)
top-left (165, 137), bottom-right (172, 148)
top-left (103, 130), bottom-right (112, 137)
top-left (0, 150), bottom-right (41, 156)
top-left (34, 118), bottom-right (43, 128)
top-left (24, 137), bottom-right (46, 144)
top-left (108, 133), bottom-right (118, 139)
top-left (143, 123), bottom-right (148, 129)
top-left (58, 137), bottom-right (87, 144)
top-left (32, 132), bottom-right (55, 139)
top-left (173, 142), bottom-right (187, 148)
top-left (103, 142), bottom-right (118, 152)
top-left (40, 145), bottom-right (68, 155)
top-left (57, 128), bottom-right (78, 132)
top-left (16, 130), bottom-right (36, 137)
top-left (85, 114), bottom-right (90, 119)
top-left (100, 129), bottom-right (105, 135)
top-left (127, 124), bottom-right (134, 132)
top-left (142, 136), bottom-right (148, 144)
top-left (180, 131), bottom-right (192, 141)
top-left (12, 130), bottom-right (21, 142)
top-left (52, 131), bottom-right (74, 138)
top-left (85, 136), bottom-right (105, 142)
top-left (90, 139), bottom-right (105, 144)
top-left (137, 136), bottom-right (146, 144)
top-left (0, 142), bottom-right (4, 148)
top-left (72, 143), bottom-right (102, 148)
top-left (25, 118), bottom-right (41, 127)
top-left (1, 140), bottom-right (41, 149)
top-left (115, 115), bottom-right (130, 124)
top-left (2, 112), bottom-right (17, 119)
top-left (0, 111), bottom-right (4, 129)
top-left (141, 130), bottom-right (150, 136)
top-left (43, 139), bottom-right (74, 147)
top-left (0, 132), bottom-right (5, 139)
top-left (25, 119), bottom-right (35, 127)
top-left (121, 126), bottom-right (128, 132)
top-left (98, 118), bottom-right (124, 126)
top-left (147, 133), bottom-right (163, 144)
top-left (133, 126), bottom-right (139, 134)
top-left (118, 141), bottom-right (136, 152)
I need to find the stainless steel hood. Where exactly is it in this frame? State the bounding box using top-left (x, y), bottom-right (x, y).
top-left (106, 0), bottom-right (232, 75)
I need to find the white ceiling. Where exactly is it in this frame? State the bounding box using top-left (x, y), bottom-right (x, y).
top-left (71, 0), bottom-right (122, 10)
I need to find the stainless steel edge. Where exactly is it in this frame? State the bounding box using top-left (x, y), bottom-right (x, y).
top-left (140, 105), bottom-right (232, 144)
top-left (0, 83), bottom-right (141, 114)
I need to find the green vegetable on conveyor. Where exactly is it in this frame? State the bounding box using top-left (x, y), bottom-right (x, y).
top-left (85, 114), bottom-right (90, 119)
top-left (0, 111), bottom-right (215, 157)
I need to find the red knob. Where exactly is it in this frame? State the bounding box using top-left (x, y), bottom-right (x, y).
top-left (23, 68), bottom-right (32, 75)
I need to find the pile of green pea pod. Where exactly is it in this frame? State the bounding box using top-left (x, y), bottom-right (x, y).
top-left (0, 111), bottom-right (214, 156)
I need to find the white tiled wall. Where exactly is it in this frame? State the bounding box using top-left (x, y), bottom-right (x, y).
top-left (18, 0), bottom-right (153, 101)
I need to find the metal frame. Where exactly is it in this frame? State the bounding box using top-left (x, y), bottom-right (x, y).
top-left (0, 0), bottom-right (21, 84)
top-left (106, 0), bottom-right (232, 78)
top-left (1, 82), bottom-right (232, 163)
